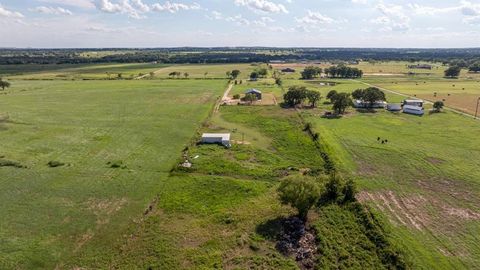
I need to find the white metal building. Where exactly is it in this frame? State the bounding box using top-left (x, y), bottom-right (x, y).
top-left (403, 105), bottom-right (424, 116)
top-left (201, 133), bottom-right (231, 147)
top-left (403, 99), bottom-right (424, 107)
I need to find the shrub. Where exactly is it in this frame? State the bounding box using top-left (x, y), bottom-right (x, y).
top-left (233, 94), bottom-right (241, 100)
top-left (433, 101), bottom-right (444, 112)
top-left (277, 177), bottom-right (322, 221)
top-left (48, 161), bottom-right (65, 168)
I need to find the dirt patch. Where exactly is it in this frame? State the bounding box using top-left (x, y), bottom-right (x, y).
top-left (75, 230), bottom-right (94, 252)
top-left (86, 197), bottom-right (128, 225)
top-left (358, 189), bottom-right (480, 234)
top-left (417, 93), bottom-right (480, 116)
top-left (425, 157), bottom-right (445, 165)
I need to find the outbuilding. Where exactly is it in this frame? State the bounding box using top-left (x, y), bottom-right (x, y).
top-left (387, 103), bottom-right (402, 111)
top-left (403, 99), bottom-right (424, 107)
top-left (245, 89), bottom-right (262, 100)
top-left (201, 133), bottom-right (231, 147)
top-left (403, 105), bottom-right (424, 116)
top-left (281, 68), bottom-right (296, 73)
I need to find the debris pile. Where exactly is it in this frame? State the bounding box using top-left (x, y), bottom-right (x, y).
top-left (276, 217), bottom-right (317, 269)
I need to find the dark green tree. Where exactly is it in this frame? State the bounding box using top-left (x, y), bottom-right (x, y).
top-left (332, 93), bottom-right (353, 114)
top-left (326, 90), bottom-right (338, 102)
top-left (250, 72), bottom-right (259, 80)
top-left (0, 79), bottom-right (11, 91)
top-left (433, 101), bottom-right (444, 112)
top-left (301, 66), bottom-right (322, 80)
top-left (444, 66), bottom-right (461, 78)
top-left (283, 86), bottom-right (308, 107)
top-left (231, 70), bottom-right (241, 79)
top-left (306, 90), bottom-right (322, 108)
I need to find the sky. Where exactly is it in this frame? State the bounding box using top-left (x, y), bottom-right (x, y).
top-left (0, 0), bottom-right (480, 48)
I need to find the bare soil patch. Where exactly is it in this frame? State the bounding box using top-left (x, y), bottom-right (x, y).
top-left (417, 93), bottom-right (480, 116)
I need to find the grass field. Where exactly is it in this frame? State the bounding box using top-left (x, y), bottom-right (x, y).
top-left (0, 78), bottom-right (226, 269)
top-left (1, 61), bottom-right (480, 269)
top-left (305, 104), bottom-right (480, 269)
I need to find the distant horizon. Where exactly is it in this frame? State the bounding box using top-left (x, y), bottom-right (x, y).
top-left (2, 46), bottom-right (480, 50)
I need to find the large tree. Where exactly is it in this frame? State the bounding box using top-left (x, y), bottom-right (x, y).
top-left (326, 90), bottom-right (338, 102)
top-left (277, 177), bottom-right (321, 221)
top-left (231, 69), bottom-right (241, 79)
top-left (332, 92), bottom-right (353, 114)
top-left (444, 66), bottom-right (461, 78)
top-left (250, 72), bottom-right (259, 81)
top-left (306, 90), bottom-right (322, 108)
top-left (283, 86), bottom-right (308, 107)
top-left (301, 66), bottom-right (322, 80)
top-left (0, 79), bottom-right (11, 91)
top-left (352, 87), bottom-right (386, 108)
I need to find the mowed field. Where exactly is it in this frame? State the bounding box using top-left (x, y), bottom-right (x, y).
top-left (0, 70), bottom-right (228, 268)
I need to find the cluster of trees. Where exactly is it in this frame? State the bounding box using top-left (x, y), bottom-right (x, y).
top-left (301, 66), bottom-right (322, 80)
top-left (226, 70), bottom-right (241, 79)
top-left (283, 86), bottom-right (322, 108)
top-left (444, 66), bottom-right (462, 78)
top-left (327, 90), bottom-right (353, 114)
top-left (277, 175), bottom-right (356, 221)
top-left (0, 78), bottom-right (11, 90)
top-left (468, 62), bottom-right (480, 73)
top-left (250, 67), bottom-right (268, 80)
top-left (325, 65), bottom-right (363, 78)
top-left (351, 87), bottom-right (386, 107)
top-left (168, 71), bottom-right (189, 79)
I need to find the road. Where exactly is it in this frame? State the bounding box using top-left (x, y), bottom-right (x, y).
top-left (353, 80), bottom-right (479, 120)
top-left (214, 83), bottom-right (233, 113)
top-left (134, 67), bottom-right (167, 80)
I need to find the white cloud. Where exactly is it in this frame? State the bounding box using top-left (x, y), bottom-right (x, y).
top-left (151, 1), bottom-right (201, 13)
top-left (132, 0), bottom-right (150, 12)
top-left (351, 0), bottom-right (367, 4)
top-left (373, 2), bottom-right (410, 32)
top-left (225, 14), bottom-right (250, 25)
top-left (295, 11), bottom-right (337, 24)
top-left (31, 6), bottom-right (73, 15)
top-left (234, 0), bottom-right (288, 14)
top-left (37, 0), bottom-right (95, 9)
top-left (0, 4), bottom-right (24, 18)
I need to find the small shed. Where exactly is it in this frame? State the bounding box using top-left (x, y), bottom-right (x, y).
top-left (201, 133), bottom-right (231, 147)
top-left (245, 89), bottom-right (262, 100)
top-left (281, 68), bottom-right (296, 73)
top-left (403, 105), bottom-right (424, 116)
top-left (387, 103), bottom-right (402, 111)
top-left (403, 99), bottom-right (424, 107)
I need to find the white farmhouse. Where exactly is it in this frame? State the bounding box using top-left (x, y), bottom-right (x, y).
top-left (201, 133), bottom-right (231, 148)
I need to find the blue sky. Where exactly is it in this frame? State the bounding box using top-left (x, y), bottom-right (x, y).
top-left (0, 0), bottom-right (479, 48)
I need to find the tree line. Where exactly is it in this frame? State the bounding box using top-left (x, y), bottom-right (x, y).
top-left (3, 48), bottom-right (480, 65)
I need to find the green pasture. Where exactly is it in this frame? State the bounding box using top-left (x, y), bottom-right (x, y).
top-left (306, 107), bottom-right (480, 269)
top-left (1, 63), bottom-right (170, 80)
top-left (0, 78), bottom-right (226, 269)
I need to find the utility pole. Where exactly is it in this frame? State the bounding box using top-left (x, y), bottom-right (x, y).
top-left (476, 97), bottom-right (480, 119)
